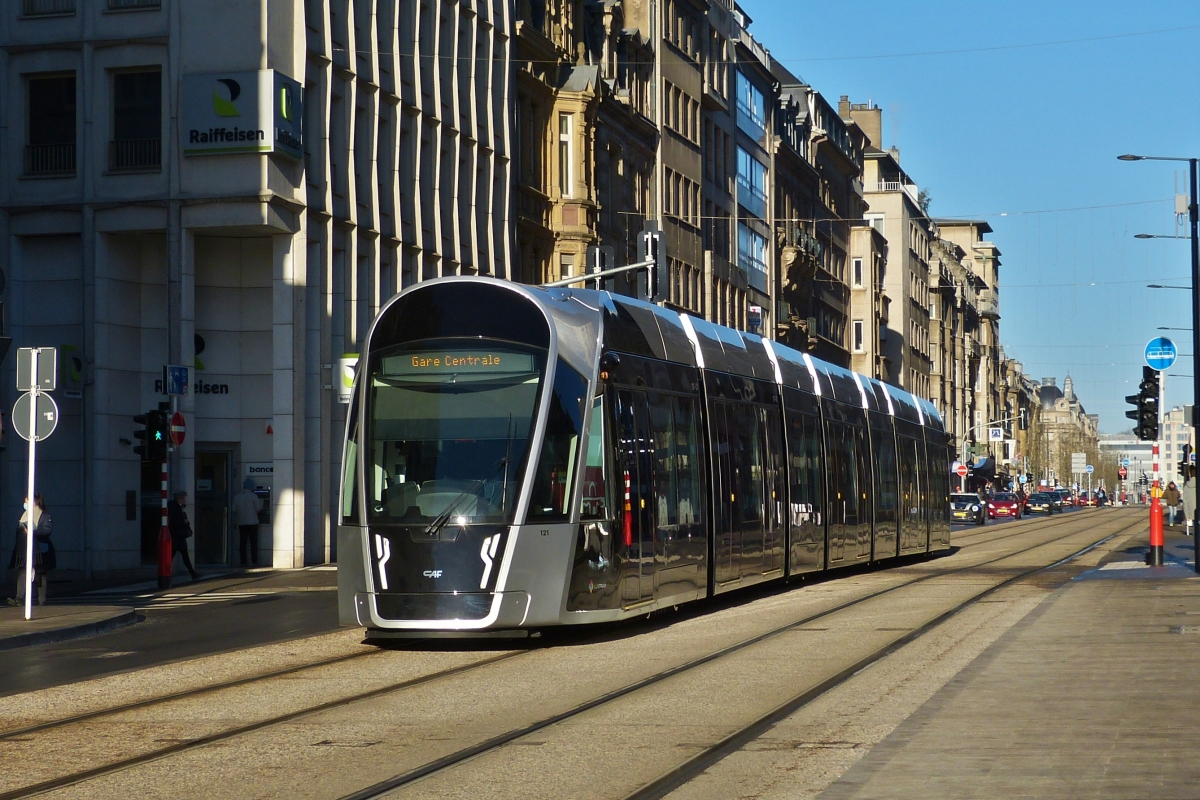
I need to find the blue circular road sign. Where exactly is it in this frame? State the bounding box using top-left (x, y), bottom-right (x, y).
top-left (1145, 337), bottom-right (1178, 372)
top-left (1085, 465), bottom-right (1094, 474)
top-left (1122, 458), bottom-right (1131, 467)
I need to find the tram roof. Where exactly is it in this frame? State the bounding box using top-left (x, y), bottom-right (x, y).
top-left (539, 284), bottom-right (942, 431)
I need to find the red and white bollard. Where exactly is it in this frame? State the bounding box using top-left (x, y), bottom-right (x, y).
top-left (1148, 494), bottom-right (1165, 566)
top-left (157, 460), bottom-right (172, 589)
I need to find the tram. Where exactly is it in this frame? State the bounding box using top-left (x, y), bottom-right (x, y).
top-left (337, 277), bottom-right (951, 637)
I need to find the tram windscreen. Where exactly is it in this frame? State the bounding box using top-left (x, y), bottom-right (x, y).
top-left (366, 343), bottom-right (545, 524)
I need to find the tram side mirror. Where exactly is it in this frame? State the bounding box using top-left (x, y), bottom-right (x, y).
top-left (599, 352), bottom-right (621, 382)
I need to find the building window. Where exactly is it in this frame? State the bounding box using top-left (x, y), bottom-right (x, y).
top-left (866, 215), bottom-right (885, 235)
top-left (558, 113), bottom-right (573, 198)
top-left (22, 0), bottom-right (75, 16)
top-left (108, 0), bottom-right (161, 9)
top-left (110, 69), bottom-right (162, 171)
top-left (738, 222), bottom-right (768, 292)
top-left (25, 73), bottom-right (76, 176)
top-left (853, 320), bottom-right (864, 353)
top-left (736, 71), bottom-right (766, 139)
top-left (736, 147), bottom-right (766, 219)
top-left (852, 257), bottom-right (863, 288)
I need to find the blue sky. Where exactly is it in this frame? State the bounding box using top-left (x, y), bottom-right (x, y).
top-left (748, 1), bottom-right (1200, 432)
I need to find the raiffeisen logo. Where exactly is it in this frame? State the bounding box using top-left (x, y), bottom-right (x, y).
top-left (213, 78), bottom-right (241, 117)
top-left (189, 76), bottom-right (267, 146)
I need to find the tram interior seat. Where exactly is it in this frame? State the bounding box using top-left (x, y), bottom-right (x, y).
top-left (381, 482), bottom-right (421, 517)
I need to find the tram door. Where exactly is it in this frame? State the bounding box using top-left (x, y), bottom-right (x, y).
top-left (616, 390), bottom-right (655, 604)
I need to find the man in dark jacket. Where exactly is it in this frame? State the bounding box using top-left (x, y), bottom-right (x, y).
top-left (167, 491), bottom-right (201, 580)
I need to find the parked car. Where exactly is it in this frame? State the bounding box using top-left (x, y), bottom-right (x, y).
top-left (1026, 492), bottom-right (1058, 515)
top-left (988, 492), bottom-right (1024, 519)
top-left (1077, 491), bottom-right (1101, 507)
top-left (951, 493), bottom-right (987, 525)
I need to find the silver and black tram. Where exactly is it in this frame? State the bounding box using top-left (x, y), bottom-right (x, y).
top-left (337, 277), bottom-right (951, 637)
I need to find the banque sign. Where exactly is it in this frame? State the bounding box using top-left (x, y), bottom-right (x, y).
top-left (182, 70), bottom-right (303, 159)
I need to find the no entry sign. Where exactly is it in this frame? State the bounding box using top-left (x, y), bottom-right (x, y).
top-left (1118, 466), bottom-right (1128, 480)
top-left (170, 411), bottom-right (187, 446)
top-left (956, 464), bottom-right (969, 478)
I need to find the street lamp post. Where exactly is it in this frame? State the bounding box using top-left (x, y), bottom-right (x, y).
top-left (1122, 153), bottom-right (1200, 573)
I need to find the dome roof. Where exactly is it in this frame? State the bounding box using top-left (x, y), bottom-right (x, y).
top-left (1039, 383), bottom-right (1064, 409)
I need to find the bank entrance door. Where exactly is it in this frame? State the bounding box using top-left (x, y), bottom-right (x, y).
top-left (195, 451), bottom-right (233, 564)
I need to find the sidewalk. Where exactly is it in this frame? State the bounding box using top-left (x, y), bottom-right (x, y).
top-left (0, 603), bottom-right (138, 652)
top-left (822, 527), bottom-right (1200, 799)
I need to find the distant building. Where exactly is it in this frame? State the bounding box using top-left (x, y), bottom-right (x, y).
top-left (1036, 376), bottom-right (1100, 485)
top-left (1161, 406), bottom-right (1196, 487)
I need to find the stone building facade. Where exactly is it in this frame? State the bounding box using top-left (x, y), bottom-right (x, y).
top-left (0, 0), bottom-right (514, 577)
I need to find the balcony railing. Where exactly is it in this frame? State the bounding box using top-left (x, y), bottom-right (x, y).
top-left (109, 138), bottom-right (161, 171)
top-left (107, 0), bottom-right (160, 9)
top-left (24, 143), bottom-right (76, 176)
top-left (23, 0), bottom-right (75, 16)
top-left (872, 180), bottom-right (920, 206)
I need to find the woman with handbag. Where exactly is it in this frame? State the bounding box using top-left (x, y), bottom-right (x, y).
top-left (7, 494), bottom-right (53, 606)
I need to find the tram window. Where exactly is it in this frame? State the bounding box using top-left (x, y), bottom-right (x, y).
top-left (899, 436), bottom-right (920, 525)
top-left (827, 422), bottom-right (859, 523)
top-left (340, 397), bottom-right (360, 525)
top-left (580, 396), bottom-right (609, 521)
top-left (875, 434), bottom-right (898, 522)
top-left (365, 342), bottom-right (545, 524)
top-left (674, 396), bottom-right (702, 529)
top-left (528, 360), bottom-right (589, 521)
top-left (649, 393), bottom-right (678, 528)
top-left (786, 411), bottom-right (823, 527)
top-left (723, 402), bottom-right (764, 529)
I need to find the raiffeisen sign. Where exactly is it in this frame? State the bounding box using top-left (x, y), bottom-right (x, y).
top-left (182, 70), bottom-right (303, 159)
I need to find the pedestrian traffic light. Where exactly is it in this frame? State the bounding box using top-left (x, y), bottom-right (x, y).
top-left (1126, 366), bottom-right (1160, 441)
top-left (639, 224), bottom-right (668, 303)
top-left (133, 410), bottom-right (169, 463)
top-left (1179, 443), bottom-right (1192, 478)
top-left (1018, 407), bottom-right (1029, 431)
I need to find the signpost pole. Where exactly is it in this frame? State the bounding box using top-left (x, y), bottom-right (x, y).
top-left (23, 350), bottom-right (38, 621)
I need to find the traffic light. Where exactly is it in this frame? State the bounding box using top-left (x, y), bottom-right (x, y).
top-left (638, 224), bottom-right (668, 302)
top-left (1180, 443), bottom-right (1193, 478)
top-left (1018, 407), bottom-right (1029, 431)
top-left (1125, 366), bottom-right (1160, 441)
top-left (133, 410), bottom-right (169, 462)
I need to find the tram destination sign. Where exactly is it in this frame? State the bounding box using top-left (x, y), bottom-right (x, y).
top-left (384, 350), bottom-right (536, 378)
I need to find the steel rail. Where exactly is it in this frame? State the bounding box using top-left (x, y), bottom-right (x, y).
top-left (336, 512), bottom-right (1141, 800)
top-left (0, 511), bottom-right (1135, 800)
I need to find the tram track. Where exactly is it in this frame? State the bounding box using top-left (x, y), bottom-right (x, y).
top-left (0, 510), bottom-right (1137, 800)
top-left (334, 511), bottom-right (1141, 800)
top-left (0, 507), bottom-right (1089, 744)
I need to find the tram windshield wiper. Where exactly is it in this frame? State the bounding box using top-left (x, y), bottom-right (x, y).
top-left (422, 455), bottom-right (512, 538)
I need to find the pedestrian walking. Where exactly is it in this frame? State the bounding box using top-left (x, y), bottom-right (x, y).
top-left (1163, 481), bottom-right (1182, 527)
top-left (233, 479), bottom-right (263, 566)
top-left (7, 494), bottom-right (54, 606)
top-left (1183, 467), bottom-right (1197, 536)
top-left (167, 491), bottom-right (201, 581)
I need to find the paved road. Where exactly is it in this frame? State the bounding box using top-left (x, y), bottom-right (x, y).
top-left (0, 508), bottom-right (1142, 800)
top-left (0, 568), bottom-right (341, 697)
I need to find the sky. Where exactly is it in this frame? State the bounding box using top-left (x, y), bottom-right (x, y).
top-left (746, 0), bottom-right (1200, 433)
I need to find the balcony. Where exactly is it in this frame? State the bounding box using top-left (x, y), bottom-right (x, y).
top-left (107, 0), bottom-right (160, 9)
top-left (22, 0), bottom-right (75, 16)
top-left (978, 291), bottom-right (1000, 319)
top-left (24, 144), bottom-right (76, 176)
top-left (109, 138), bottom-right (161, 172)
top-left (872, 180), bottom-right (920, 206)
